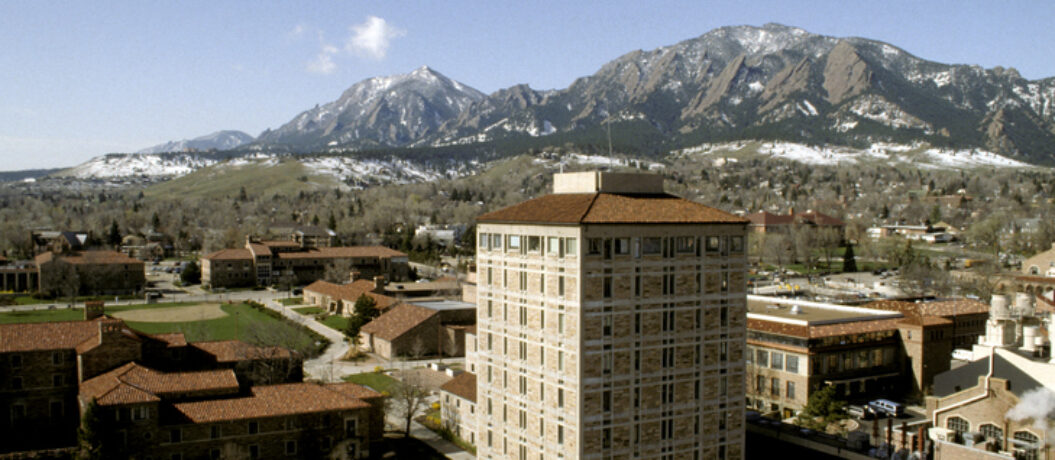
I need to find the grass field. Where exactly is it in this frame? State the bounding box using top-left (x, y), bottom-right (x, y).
top-left (320, 314), bottom-right (351, 334)
top-left (343, 372), bottom-right (398, 394)
top-left (0, 302), bottom-right (320, 349)
top-left (279, 297), bottom-right (305, 306)
top-left (291, 306), bottom-right (324, 315)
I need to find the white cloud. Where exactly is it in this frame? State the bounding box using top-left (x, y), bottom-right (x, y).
top-left (287, 23), bottom-right (307, 39)
top-left (346, 16), bottom-right (404, 60)
top-left (306, 44), bottom-right (339, 75)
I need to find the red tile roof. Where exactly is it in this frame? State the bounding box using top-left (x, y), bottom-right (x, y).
top-left (0, 318), bottom-right (124, 352)
top-left (748, 317), bottom-right (903, 339)
top-left (80, 362), bottom-right (239, 406)
top-left (477, 193), bottom-right (748, 225)
top-left (276, 246), bottom-right (407, 260)
top-left (439, 371), bottom-right (476, 403)
top-left (149, 332), bottom-right (188, 348)
top-left (360, 303), bottom-right (438, 342)
top-left (304, 280), bottom-right (399, 311)
top-left (202, 248), bottom-right (253, 261)
top-left (191, 340), bottom-right (295, 362)
top-left (862, 298), bottom-right (988, 322)
top-left (34, 250), bottom-right (143, 265)
top-left (172, 382), bottom-right (372, 423)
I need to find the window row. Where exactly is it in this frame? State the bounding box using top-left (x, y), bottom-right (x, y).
top-left (478, 233), bottom-right (578, 257)
top-left (754, 376), bottom-right (797, 400)
top-left (586, 235), bottom-right (745, 259)
top-left (747, 348), bottom-right (800, 374)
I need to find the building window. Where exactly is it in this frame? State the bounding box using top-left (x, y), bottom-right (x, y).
top-left (479, 233), bottom-right (490, 249)
top-left (548, 237), bottom-right (560, 255)
top-left (133, 406), bottom-right (148, 420)
top-left (10, 354), bottom-right (21, 369)
top-left (248, 421), bottom-right (259, 434)
top-left (558, 388), bottom-right (564, 408)
top-left (756, 350), bottom-right (769, 367)
top-left (730, 236), bottom-right (744, 253)
top-left (771, 352), bottom-right (783, 370)
top-left (979, 424), bottom-right (1003, 443)
top-left (557, 425), bottom-right (564, 444)
top-left (602, 427), bottom-right (612, 449)
top-left (285, 440), bottom-right (297, 455)
top-left (602, 275), bottom-right (612, 298)
top-left (642, 237), bottom-right (662, 255)
top-left (527, 236), bottom-right (541, 252)
top-left (662, 347), bottom-right (674, 368)
top-left (1014, 431), bottom-right (1040, 460)
top-left (946, 416), bottom-right (969, 434)
top-left (603, 345), bottom-right (613, 374)
top-left (786, 355), bottom-right (799, 374)
top-left (53, 374), bottom-right (64, 387)
top-left (248, 445), bottom-right (260, 460)
top-left (770, 378), bottom-right (780, 397)
top-left (492, 234), bottom-right (502, 249)
top-left (706, 236), bottom-right (720, 253)
top-left (602, 315), bottom-right (612, 336)
top-left (211, 426), bottom-right (221, 439)
top-left (588, 238), bottom-right (603, 255)
top-left (508, 235), bottom-right (521, 250)
top-left (676, 236), bottom-right (696, 253)
top-left (564, 237), bottom-right (577, 256)
top-left (603, 390), bottom-right (612, 411)
top-left (52, 352), bottom-right (63, 365)
top-left (786, 382), bottom-right (796, 400)
top-left (614, 238), bottom-right (630, 255)
top-left (662, 310), bottom-right (675, 332)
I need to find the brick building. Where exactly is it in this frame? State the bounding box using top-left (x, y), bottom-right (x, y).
top-left (79, 365), bottom-right (384, 460)
top-left (745, 209), bottom-right (845, 236)
top-left (0, 314), bottom-right (329, 456)
top-left (34, 250), bottom-right (145, 296)
top-left (927, 347), bottom-right (1053, 460)
top-left (745, 296), bottom-right (904, 418)
top-left (466, 171), bottom-right (749, 460)
top-left (201, 236), bottom-right (409, 289)
top-left (439, 371), bottom-right (478, 446)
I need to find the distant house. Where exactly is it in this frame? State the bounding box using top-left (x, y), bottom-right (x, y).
top-left (745, 209), bottom-right (845, 236)
top-left (29, 230), bottom-right (91, 255)
top-left (303, 278), bottom-right (400, 316)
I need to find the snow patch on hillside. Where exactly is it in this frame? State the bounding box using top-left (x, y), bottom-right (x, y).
top-left (58, 154), bottom-right (219, 179)
top-left (672, 141), bottom-right (1033, 169)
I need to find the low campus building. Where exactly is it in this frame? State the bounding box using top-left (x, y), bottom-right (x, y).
top-left (34, 250), bottom-right (145, 296)
top-left (303, 278), bottom-right (400, 316)
top-left (0, 314), bottom-right (316, 455)
top-left (745, 209), bottom-right (845, 236)
top-left (439, 371), bottom-right (477, 446)
top-left (201, 236), bottom-right (409, 289)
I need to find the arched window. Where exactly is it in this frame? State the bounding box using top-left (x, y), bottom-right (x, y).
top-left (946, 416), bottom-right (969, 434)
top-left (978, 424), bottom-right (1002, 443)
top-left (1029, 266), bottom-right (1039, 275)
top-left (1013, 431), bottom-right (1040, 460)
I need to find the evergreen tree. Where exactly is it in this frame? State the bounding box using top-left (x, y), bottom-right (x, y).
top-left (842, 242), bottom-right (857, 273)
top-left (328, 212), bottom-right (337, 231)
top-left (353, 294), bottom-right (379, 320)
top-left (78, 398), bottom-right (105, 459)
top-left (106, 220), bottom-right (121, 247)
top-left (181, 261), bottom-right (201, 284)
top-left (151, 212), bottom-right (161, 230)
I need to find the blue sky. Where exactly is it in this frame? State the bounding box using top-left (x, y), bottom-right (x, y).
top-left (2, 1), bottom-right (1053, 170)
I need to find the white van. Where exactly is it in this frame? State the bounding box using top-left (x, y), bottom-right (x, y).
top-left (868, 399), bottom-right (903, 417)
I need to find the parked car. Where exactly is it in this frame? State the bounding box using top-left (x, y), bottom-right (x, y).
top-left (846, 404), bottom-right (874, 420)
top-left (867, 399), bottom-right (904, 418)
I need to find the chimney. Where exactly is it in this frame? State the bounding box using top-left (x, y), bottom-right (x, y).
top-left (84, 300), bottom-right (105, 321)
top-left (373, 275), bottom-right (386, 292)
top-left (788, 207), bottom-right (795, 216)
top-left (349, 271), bottom-right (360, 283)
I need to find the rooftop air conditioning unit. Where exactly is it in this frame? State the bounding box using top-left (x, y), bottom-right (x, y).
top-left (929, 427), bottom-right (954, 442)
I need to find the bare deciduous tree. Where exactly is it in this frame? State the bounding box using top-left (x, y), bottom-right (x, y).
top-left (391, 371), bottom-right (430, 437)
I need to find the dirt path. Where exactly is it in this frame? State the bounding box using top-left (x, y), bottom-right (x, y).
top-left (112, 303), bottom-right (228, 322)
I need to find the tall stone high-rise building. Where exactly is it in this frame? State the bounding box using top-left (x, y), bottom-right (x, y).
top-left (470, 171), bottom-right (749, 460)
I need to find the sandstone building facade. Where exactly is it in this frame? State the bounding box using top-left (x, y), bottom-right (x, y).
top-left (467, 171), bottom-right (749, 460)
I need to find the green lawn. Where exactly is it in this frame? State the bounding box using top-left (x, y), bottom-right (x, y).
top-left (291, 306), bottom-right (324, 315)
top-left (0, 302), bottom-right (322, 354)
top-left (320, 314), bottom-right (351, 333)
top-left (3, 294), bottom-right (141, 306)
top-left (343, 372), bottom-right (398, 394)
top-left (279, 297), bottom-right (305, 306)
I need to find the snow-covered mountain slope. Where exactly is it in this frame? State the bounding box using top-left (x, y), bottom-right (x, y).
top-left (55, 153), bottom-right (222, 179)
top-left (255, 66), bottom-right (485, 150)
top-left (672, 141), bottom-right (1035, 169)
top-left (137, 130), bottom-right (253, 154)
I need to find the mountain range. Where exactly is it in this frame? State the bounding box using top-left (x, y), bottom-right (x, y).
top-left (137, 130), bottom-right (254, 154)
top-left (139, 23), bottom-right (1055, 165)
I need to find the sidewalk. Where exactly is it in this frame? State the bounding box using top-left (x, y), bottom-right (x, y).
top-left (385, 404), bottom-right (475, 460)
